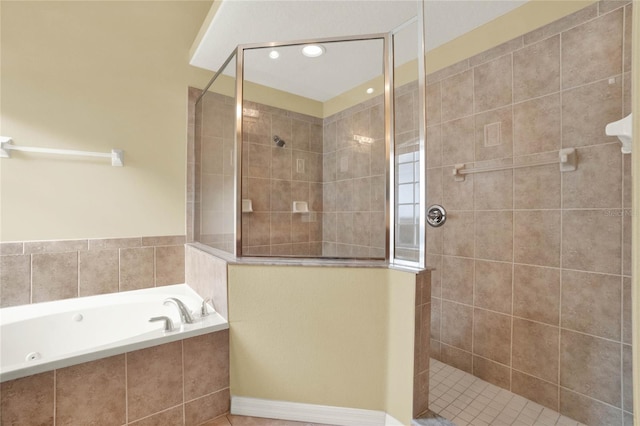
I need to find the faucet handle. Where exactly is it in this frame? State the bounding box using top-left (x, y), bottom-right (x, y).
top-left (201, 298), bottom-right (213, 317)
top-left (149, 316), bottom-right (175, 332)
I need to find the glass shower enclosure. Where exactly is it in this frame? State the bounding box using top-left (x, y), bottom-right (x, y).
top-left (193, 22), bottom-right (426, 268)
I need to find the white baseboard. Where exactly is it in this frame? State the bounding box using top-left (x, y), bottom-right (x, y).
top-left (385, 413), bottom-right (406, 426)
top-left (231, 396), bottom-right (405, 426)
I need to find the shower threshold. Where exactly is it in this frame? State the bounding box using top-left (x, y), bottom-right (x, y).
top-left (418, 359), bottom-right (587, 426)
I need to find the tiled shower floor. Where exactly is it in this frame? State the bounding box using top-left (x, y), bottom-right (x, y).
top-left (427, 359), bottom-right (586, 426)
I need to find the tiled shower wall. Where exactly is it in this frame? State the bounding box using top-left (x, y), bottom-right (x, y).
top-left (242, 101), bottom-right (324, 256)
top-left (427, 2), bottom-right (633, 425)
top-left (0, 236), bottom-right (186, 308)
top-left (192, 89), bottom-right (236, 252)
top-left (190, 84), bottom-right (419, 258)
top-left (322, 92), bottom-right (387, 258)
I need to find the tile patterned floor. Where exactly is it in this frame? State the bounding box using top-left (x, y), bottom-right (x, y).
top-left (203, 414), bottom-right (330, 426)
top-left (201, 359), bottom-right (588, 426)
top-left (428, 359), bottom-right (586, 426)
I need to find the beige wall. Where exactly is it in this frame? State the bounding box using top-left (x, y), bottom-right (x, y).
top-left (227, 265), bottom-right (416, 422)
top-left (1, 1), bottom-right (213, 241)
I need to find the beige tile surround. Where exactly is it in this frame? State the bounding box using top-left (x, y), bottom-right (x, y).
top-left (0, 235), bottom-right (186, 308)
top-left (0, 236), bottom-right (230, 425)
top-left (190, 80), bottom-right (421, 260)
top-left (0, 330), bottom-right (230, 425)
top-left (242, 101), bottom-right (324, 257)
top-left (428, 3), bottom-right (633, 425)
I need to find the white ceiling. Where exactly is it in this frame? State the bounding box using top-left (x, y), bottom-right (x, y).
top-left (190, 0), bottom-right (527, 101)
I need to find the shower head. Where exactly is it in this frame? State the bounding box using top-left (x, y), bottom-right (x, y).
top-left (273, 135), bottom-right (286, 147)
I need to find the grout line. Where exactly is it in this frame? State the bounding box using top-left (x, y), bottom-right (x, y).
top-left (182, 340), bottom-right (186, 425)
top-left (558, 27), bottom-right (564, 410)
top-left (76, 251), bottom-right (80, 298)
top-left (29, 254), bottom-right (33, 304)
top-left (510, 48), bottom-right (516, 392)
top-left (125, 354), bottom-right (129, 425)
top-left (53, 370), bottom-right (57, 426)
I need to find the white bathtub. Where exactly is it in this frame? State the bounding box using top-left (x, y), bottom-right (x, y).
top-left (0, 284), bottom-right (228, 383)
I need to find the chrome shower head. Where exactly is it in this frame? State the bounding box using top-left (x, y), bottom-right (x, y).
top-left (273, 135), bottom-right (286, 147)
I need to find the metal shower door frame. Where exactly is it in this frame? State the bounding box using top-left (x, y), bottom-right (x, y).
top-left (199, 18), bottom-right (428, 270)
top-left (233, 32), bottom-right (395, 262)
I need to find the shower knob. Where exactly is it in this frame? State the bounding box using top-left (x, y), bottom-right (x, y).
top-left (426, 205), bottom-right (446, 227)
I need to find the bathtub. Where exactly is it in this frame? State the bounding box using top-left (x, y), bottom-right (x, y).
top-left (0, 284), bottom-right (228, 383)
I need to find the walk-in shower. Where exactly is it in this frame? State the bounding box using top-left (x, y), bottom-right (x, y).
top-left (192, 17), bottom-right (426, 268)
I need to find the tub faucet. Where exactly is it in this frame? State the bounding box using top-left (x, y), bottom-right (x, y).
top-left (149, 316), bottom-right (175, 332)
top-left (163, 297), bottom-right (195, 324)
top-left (201, 298), bottom-right (212, 317)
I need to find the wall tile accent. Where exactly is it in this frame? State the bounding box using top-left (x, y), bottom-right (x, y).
top-left (0, 332), bottom-right (230, 426)
top-left (428, 3), bottom-right (632, 423)
top-left (0, 235), bottom-right (187, 308)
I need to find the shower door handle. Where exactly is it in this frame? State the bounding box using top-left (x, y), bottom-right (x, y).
top-left (426, 205), bottom-right (446, 227)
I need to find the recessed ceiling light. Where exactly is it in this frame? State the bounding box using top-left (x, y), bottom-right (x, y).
top-left (366, 87), bottom-right (374, 94)
top-left (269, 50), bottom-right (280, 59)
top-left (301, 44), bottom-right (325, 58)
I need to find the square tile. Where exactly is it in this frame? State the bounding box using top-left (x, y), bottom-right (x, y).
top-left (474, 260), bottom-right (512, 314)
top-left (473, 308), bottom-right (511, 365)
top-left (513, 264), bottom-right (560, 325)
top-left (513, 35), bottom-right (560, 102)
top-left (441, 301), bottom-right (473, 352)
top-left (512, 318), bottom-right (559, 383)
top-left (561, 8), bottom-right (623, 89)
top-left (561, 270), bottom-right (621, 340)
top-left (474, 55), bottom-right (512, 113)
top-left (562, 209), bottom-right (622, 274)
top-left (560, 330), bottom-right (621, 407)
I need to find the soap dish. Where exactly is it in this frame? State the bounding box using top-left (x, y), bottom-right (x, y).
top-left (292, 201), bottom-right (309, 213)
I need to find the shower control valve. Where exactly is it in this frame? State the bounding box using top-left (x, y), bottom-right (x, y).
top-left (427, 205), bottom-right (447, 228)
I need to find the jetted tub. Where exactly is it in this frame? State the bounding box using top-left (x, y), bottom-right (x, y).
top-left (0, 284), bottom-right (228, 382)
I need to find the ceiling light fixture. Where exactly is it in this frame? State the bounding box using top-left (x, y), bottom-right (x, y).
top-left (269, 50), bottom-right (280, 59)
top-left (366, 88), bottom-right (374, 94)
top-left (301, 44), bottom-right (325, 58)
